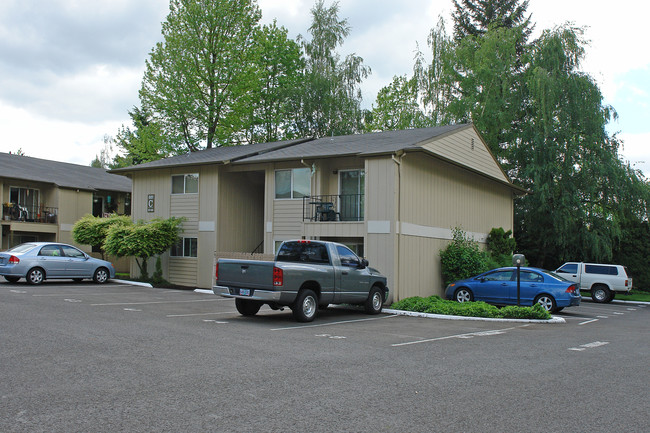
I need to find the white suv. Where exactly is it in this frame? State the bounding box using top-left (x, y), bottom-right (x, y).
top-left (555, 262), bottom-right (633, 303)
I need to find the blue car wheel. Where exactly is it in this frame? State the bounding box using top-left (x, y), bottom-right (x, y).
top-left (534, 294), bottom-right (557, 313)
top-left (454, 287), bottom-right (473, 303)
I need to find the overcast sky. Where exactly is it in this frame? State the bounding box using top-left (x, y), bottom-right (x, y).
top-left (0, 0), bottom-right (647, 176)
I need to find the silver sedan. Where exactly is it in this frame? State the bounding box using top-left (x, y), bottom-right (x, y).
top-left (0, 242), bottom-right (115, 285)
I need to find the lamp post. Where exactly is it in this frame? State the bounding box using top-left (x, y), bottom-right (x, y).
top-left (513, 254), bottom-right (525, 306)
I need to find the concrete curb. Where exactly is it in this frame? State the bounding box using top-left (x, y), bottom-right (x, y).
top-left (580, 296), bottom-right (650, 305)
top-left (113, 279), bottom-right (153, 288)
top-left (382, 308), bottom-right (566, 324)
top-left (194, 289), bottom-right (213, 295)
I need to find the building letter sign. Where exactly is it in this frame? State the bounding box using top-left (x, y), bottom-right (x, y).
top-left (147, 194), bottom-right (155, 213)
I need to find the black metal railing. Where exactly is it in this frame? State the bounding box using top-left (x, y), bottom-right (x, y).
top-left (302, 194), bottom-right (364, 222)
top-left (2, 204), bottom-right (58, 223)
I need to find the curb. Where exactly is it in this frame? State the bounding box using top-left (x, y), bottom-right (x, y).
top-left (194, 289), bottom-right (213, 295)
top-left (382, 308), bottom-right (566, 324)
top-left (580, 296), bottom-right (650, 305)
top-left (113, 279), bottom-right (153, 288)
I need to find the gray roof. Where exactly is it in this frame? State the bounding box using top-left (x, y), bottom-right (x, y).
top-left (109, 138), bottom-right (312, 173)
top-left (235, 124), bottom-right (470, 163)
top-left (0, 153), bottom-right (132, 192)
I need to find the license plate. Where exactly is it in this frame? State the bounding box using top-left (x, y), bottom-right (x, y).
top-left (239, 288), bottom-right (250, 296)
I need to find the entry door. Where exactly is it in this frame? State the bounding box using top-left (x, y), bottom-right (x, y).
top-left (339, 170), bottom-right (364, 221)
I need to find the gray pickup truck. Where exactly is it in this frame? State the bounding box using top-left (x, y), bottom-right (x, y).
top-left (213, 240), bottom-right (389, 322)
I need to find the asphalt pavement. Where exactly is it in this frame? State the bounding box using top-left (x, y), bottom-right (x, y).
top-left (1, 280), bottom-right (648, 432)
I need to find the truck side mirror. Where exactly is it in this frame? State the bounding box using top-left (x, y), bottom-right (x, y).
top-left (359, 259), bottom-right (369, 269)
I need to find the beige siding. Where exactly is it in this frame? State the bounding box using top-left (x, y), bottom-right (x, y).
top-left (169, 257), bottom-right (198, 286)
top-left (395, 152), bottom-right (513, 299)
top-left (421, 126), bottom-right (508, 183)
top-left (272, 199), bottom-right (303, 240)
top-left (197, 166), bottom-right (218, 288)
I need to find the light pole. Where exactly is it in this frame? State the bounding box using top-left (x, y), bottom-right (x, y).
top-left (513, 254), bottom-right (525, 306)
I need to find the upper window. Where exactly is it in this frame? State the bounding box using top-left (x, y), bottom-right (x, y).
top-left (275, 168), bottom-right (310, 199)
top-left (172, 174), bottom-right (199, 194)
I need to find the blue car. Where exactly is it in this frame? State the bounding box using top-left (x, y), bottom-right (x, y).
top-left (445, 267), bottom-right (580, 313)
top-left (0, 242), bottom-right (115, 285)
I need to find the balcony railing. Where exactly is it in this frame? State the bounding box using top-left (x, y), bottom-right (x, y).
top-left (2, 204), bottom-right (58, 223)
top-left (303, 194), bottom-right (364, 222)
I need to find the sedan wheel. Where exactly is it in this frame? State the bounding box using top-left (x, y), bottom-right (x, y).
top-left (93, 267), bottom-right (109, 284)
top-left (535, 294), bottom-right (557, 313)
top-left (27, 268), bottom-right (45, 285)
top-left (454, 287), bottom-right (473, 303)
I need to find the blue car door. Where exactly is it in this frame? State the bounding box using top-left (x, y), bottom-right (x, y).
top-left (512, 270), bottom-right (544, 305)
top-left (475, 270), bottom-right (515, 303)
top-left (36, 245), bottom-right (67, 277)
top-left (61, 245), bottom-right (93, 277)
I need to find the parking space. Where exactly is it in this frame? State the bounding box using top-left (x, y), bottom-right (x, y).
top-left (2, 280), bottom-right (648, 432)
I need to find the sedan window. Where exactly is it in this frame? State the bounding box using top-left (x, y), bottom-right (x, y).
top-left (61, 245), bottom-right (85, 258)
top-left (483, 271), bottom-right (514, 281)
top-left (520, 271), bottom-right (543, 283)
top-left (38, 245), bottom-right (62, 257)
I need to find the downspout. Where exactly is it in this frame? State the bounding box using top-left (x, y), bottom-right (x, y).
top-left (392, 150), bottom-right (404, 301)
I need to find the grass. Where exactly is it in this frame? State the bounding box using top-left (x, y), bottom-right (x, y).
top-left (390, 295), bottom-right (552, 320)
top-left (581, 289), bottom-right (650, 303)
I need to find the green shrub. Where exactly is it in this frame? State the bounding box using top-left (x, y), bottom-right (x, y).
top-left (390, 296), bottom-right (552, 320)
top-left (440, 227), bottom-right (490, 286)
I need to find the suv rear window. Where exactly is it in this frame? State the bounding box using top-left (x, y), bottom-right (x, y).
top-left (585, 264), bottom-right (618, 275)
top-left (276, 241), bottom-right (330, 264)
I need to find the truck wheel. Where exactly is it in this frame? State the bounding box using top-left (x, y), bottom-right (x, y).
top-left (235, 299), bottom-right (262, 316)
top-left (292, 289), bottom-right (318, 322)
top-left (591, 286), bottom-right (611, 303)
top-left (364, 286), bottom-right (384, 315)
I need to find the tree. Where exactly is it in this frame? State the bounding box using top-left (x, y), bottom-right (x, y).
top-left (111, 107), bottom-right (170, 168)
top-left (440, 227), bottom-right (490, 286)
top-left (103, 217), bottom-right (184, 280)
top-left (241, 21), bottom-right (305, 144)
top-left (72, 214), bottom-right (132, 259)
top-left (366, 75), bottom-right (429, 131)
top-left (452, 0), bottom-right (533, 42)
top-left (298, 0), bottom-right (370, 137)
top-left (140, 0), bottom-right (263, 151)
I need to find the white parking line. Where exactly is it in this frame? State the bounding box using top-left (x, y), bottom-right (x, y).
top-left (392, 326), bottom-right (517, 347)
top-left (578, 319), bottom-right (599, 325)
top-left (91, 299), bottom-right (226, 306)
top-left (167, 311), bottom-right (236, 317)
top-left (270, 314), bottom-right (398, 331)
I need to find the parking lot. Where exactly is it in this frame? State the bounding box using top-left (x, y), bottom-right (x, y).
top-left (1, 280), bottom-right (648, 432)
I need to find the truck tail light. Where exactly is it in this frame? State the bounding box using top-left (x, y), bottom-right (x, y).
top-left (8, 255), bottom-right (19, 264)
top-left (565, 284), bottom-right (577, 294)
top-left (273, 267), bottom-right (283, 286)
top-left (625, 280), bottom-right (629, 287)
top-left (215, 263), bottom-right (219, 281)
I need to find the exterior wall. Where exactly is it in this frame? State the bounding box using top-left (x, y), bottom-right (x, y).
top-left (57, 188), bottom-right (93, 247)
top-left (394, 152), bottom-right (514, 300)
top-left (421, 125), bottom-right (508, 182)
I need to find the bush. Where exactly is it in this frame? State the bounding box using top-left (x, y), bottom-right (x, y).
top-left (390, 296), bottom-right (552, 320)
top-left (440, 227), bottom-right (490, 286)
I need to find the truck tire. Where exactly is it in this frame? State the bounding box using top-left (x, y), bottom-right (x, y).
top-left (292, 289), bottom-right (318, 322)
top-left (235, 298), bottom-right (262, 316)
top-left (591, 285), bottom-right (612, 303)
top-left (364, 286), bottom-right (384, 315)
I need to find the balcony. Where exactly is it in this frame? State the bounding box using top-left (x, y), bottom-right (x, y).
top-left (302, 194), bottom-right (364, 222)
top-left (2, 203), bottom-right (58, 224)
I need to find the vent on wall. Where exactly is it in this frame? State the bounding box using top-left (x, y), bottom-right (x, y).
top-left (471, 138), bottom-right (475, 150)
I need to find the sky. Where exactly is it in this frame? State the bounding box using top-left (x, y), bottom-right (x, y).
top-left (0, 0), bottom-right (648, 177)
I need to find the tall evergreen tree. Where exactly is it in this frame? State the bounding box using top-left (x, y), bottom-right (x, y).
top-left (452, 0), bottom-right (533, 41)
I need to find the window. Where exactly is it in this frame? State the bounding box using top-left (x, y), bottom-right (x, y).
top-left (585, 264), bottom-right (618, 275)
top-left (336, 245), bottom-right (361, 267)
top-left (557, 264), bottom-right (578, 274)
top-left (61, 245), bottom-right (85, 258)
top-left (520, 271), bottom-right (543, 283)
top-left (483, 270), bottom-right (514, 281)
top-left (339, 170), bottom-right (364, 221)
top-left (276, 241), bottom-right (330, 264)
top-left (172, 174), bottom-right (199, 194)
top-left (171, 237), bottom-right (198, 257)
top-left (275, 168), bottom-right (310, 199)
